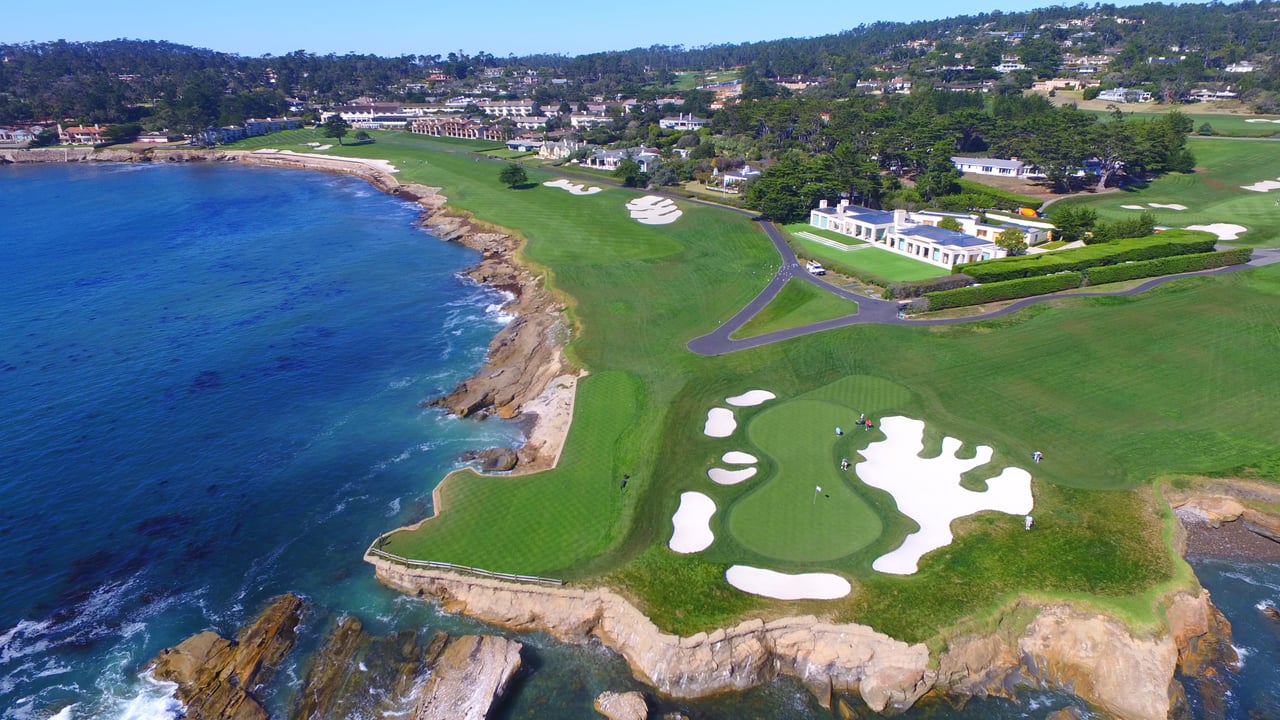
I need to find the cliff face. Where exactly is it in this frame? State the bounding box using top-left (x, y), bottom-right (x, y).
top-left (369, 557), bottom-right (1229, 720)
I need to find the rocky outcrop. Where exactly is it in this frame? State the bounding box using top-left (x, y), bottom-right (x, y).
top-left (369, 557), bottom-right (1231, 720)
top-left (148, 593), bottom-right (304, 720)
top-left (412, 634), bottom-right (523, 720)
top-left (594, 690), bottom-right (648, 720)
top-left (459, 447), bottom-right (519, 472)
top-left (291, 618), bottom-right (448, 720)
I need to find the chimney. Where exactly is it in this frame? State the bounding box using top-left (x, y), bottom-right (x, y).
top-left (818, 199), bottom-right (828, 209)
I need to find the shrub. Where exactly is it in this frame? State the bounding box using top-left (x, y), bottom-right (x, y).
top-left (885, 273), bottom-right (975, 299)
top-left (954, 230), bottom-right (1217, 283)
top-left (925, 272), bottom-right (1084, 311)
top-left (1084, 249), bottom-right (1253, 285)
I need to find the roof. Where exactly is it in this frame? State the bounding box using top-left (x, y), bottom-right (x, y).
top-left (840, 205), bottom-right (897, 224)
top-left (902, 224), bottom-right (990, 247)
top-left (951, 156), bottom-right (1025, 170)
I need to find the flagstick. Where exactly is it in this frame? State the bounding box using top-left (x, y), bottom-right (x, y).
top-left (813, 486), bottom-right (819, 505)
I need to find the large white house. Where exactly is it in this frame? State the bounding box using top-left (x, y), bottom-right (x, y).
top-left (951, 156), bottom-right (1037, 178)
top-left (809, 201), bottom-right (1049, 269)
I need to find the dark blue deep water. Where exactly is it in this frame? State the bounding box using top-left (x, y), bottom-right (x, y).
top-left (0, 163), bottom-right (1273, 720)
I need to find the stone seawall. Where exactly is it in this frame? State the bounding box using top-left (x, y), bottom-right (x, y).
top-left (369, 555), bottom-right (1224, 720)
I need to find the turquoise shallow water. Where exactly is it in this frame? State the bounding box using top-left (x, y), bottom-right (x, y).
top-left (0, 163), bottom-right (1271, 720)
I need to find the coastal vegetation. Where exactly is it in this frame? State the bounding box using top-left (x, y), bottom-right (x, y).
top-left (229, 130), bottom-right (1280, 643)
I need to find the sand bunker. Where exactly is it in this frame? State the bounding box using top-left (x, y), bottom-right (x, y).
top-left (725, 565), bottom-right (851, 600)
top-left (1246, 118), bottom-right (1280, 124)
top-left (708, 467), bottom-right (757, 485)
top-left (315, 144), bottom-right (334, 150)
top-left (722, 451), bottom-right (758, 464)
top-left (1186, 223), bottom-right (1248, 240)
top-left (1242, 179), bottom-right (1280, 193)
top-left (855, 416), bottom-right (1033, 575)
top-left (725, 390), bottom-right (776, 407)
top-left (1121, 205), bottom-right (1145, 210)
top-left (626, 196), bottom-right (683, 225)
top-left (669, 492), bottom-right (716, 553)
top-left (703, 408), bottom-right (736, 438)
top-left (543, 178), bottom-right (602, 195)
top-left (1149, 203), bottom-right (1187, 210)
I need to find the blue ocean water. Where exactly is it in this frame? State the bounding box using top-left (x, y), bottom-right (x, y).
top-left (0, 162), bottom-right (1273, 720)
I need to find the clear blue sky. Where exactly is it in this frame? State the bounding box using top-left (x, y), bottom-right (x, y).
top-left (8, 0), bottom-right (1185, 58)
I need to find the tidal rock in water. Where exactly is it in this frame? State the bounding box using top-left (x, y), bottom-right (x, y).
top-left (148, 593), bottom-right (304, 720)
top-left (459, 447), bottom-right (519, 473)
top-left (292, 617), bottom-right (448, 720)
top-left (412, 635), bottom-right (523, 720)
top-left (594, 690), bottom-right (648, 720)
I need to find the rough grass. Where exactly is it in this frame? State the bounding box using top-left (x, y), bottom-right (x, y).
top-left (730, 279), bottom-right (858, 339)
top-left (241, 131), bottom-right (1280, 641)
top-left (1053, 137), bottom-right (1280, 247)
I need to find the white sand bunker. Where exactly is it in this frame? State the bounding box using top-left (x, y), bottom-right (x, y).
top-left (725, 565), bottom-right (851, 600)
top-left (1123, 203), bottom-right (1187, 210)
top-left (708, 467), bottom-right (757, 485)
top-left (543, 178), bottom-right (602, 195)
top-left (855, 416), bottom-right (1033, 575)
top-left (722, 451), bottom-right (758, 464)
top-left (626, 196), bottom-right (683, 225)
top-left (669, 492), bottom-right (716, 553)
top-left (1186, 223), bottom-right (1248, 240)
top-left (726, 390), bottom-right (776, 407)
top-left (1242, 179), bottom-right (1280, 193)
top-left (703, 408), bottom-right (736, 438)
top-left (1246, 118), bottom-right (1280, 124)
top-left (315, 144), bottom-right (334, 150)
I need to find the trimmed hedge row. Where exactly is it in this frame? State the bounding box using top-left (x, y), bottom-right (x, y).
top-left (884, 273), bottom-right (975, 299)
top-left (1083, 248), bottom-right (1253, 285)
top-left (924, 272), bottom-right (1084, 311)
top-left (954, 230), bottom-right (1217, 283)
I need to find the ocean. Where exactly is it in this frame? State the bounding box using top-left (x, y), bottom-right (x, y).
top-left (0, 162), bottom-right (1272, 720)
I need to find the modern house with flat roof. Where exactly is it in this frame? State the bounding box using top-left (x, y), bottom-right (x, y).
top-left (951, 156), bottom-right (1038, 178)
top-left (809, 201), bottom-right (1050, 269)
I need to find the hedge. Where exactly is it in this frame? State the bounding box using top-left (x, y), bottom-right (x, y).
top-left (884, 273), bottom-right (975, 299)
top-left (953, 230), bottom-right (1217, 283)
top-left (1083, 248), bottom-right (1253, 285)
top-left (924, 272), bottom-right (1084, 311)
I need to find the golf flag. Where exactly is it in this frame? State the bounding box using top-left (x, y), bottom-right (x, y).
top-left (816, 485), bottom-right (822, 492)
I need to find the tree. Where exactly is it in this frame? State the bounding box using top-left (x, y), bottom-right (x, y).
top-left (996, 227), bottom-right (1028, 256)
top-left (102, 123), bottom-right (142, 144)
top-left (322, 114), bottom-right (351, 145)
top-left (936, 217), bottom-right (963, 232)
top-left (1048, 205), bottom-right (1097, 243)
top-left (649, 164), bottom-right (679, 187)
top-left (1091, 212), bottom-right (1155, 244)
top-left (743, 154), bottom-right (841, 223)
top-left (498, 163), bottom-right (527, 188)
top-left (613, 157), bottom-right (646, 187)
top-left (29, 128), bottom-right (60, 147)
top-left (353, 129), bottom-right (371, 143)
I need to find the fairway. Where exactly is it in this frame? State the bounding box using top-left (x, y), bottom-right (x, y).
top-left (729, 398), bottom-right (884, 562)
top-left (1054, 137), bottom-right (1280, 247)
top-left (730, 278), bottom-right (858, 339)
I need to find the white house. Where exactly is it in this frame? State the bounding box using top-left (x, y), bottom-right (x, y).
top-left (659, 114), bottom-right (710, 130)
top-left (479, 100), bottom-right (537, 117)
top-left (711, 164), bottom-right (762, 193)
top-left (582, 146), bottom-right (661, 173)
top-left (1096, 87), bottom-right (1152, 103)
top-left (951, 156), bottom-right (1038, 178)
top-left (569, 113), bottom-right (613, 128)
top-left (538, 139), bottom-right (587, 160)
top-left (809, 201), bottom-right (1049, 269)
top-left (1226, 62), bottom-right (1257, 73)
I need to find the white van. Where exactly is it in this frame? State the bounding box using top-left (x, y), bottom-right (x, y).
top-left (806, 261), bottom-right (826, 276)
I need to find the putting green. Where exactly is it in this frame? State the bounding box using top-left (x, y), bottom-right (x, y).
top-left (728, 398), bottom-right (883, 562)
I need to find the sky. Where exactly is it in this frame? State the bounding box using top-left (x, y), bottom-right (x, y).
top-left (7, 0), bottom-right (1186, 58)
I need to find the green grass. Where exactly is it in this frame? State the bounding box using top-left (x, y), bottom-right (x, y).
top-left (1052, 137), bottom-right (1280, 248)
top-left (789, 233), bottom-right (949, 283)
top-left (1080, 107), bottom-right (1280, 137)
top-left (245, 130), bottom-right (1280, 643)
top-left (730, 279), bottom-right (858, 339)
top-left (783, 222), bottom-right (867, 247)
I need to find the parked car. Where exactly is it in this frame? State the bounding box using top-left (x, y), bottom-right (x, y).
top-left (806, 261), bottom-right (826, 275)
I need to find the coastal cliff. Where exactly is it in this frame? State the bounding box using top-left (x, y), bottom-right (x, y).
top-left (367, 555), bottom-right (1230, 719)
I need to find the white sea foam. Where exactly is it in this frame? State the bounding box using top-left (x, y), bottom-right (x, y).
top-left (109, 673), bottom-right (183, 720)
top-left (387, 497), bottom-right (401, 516)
